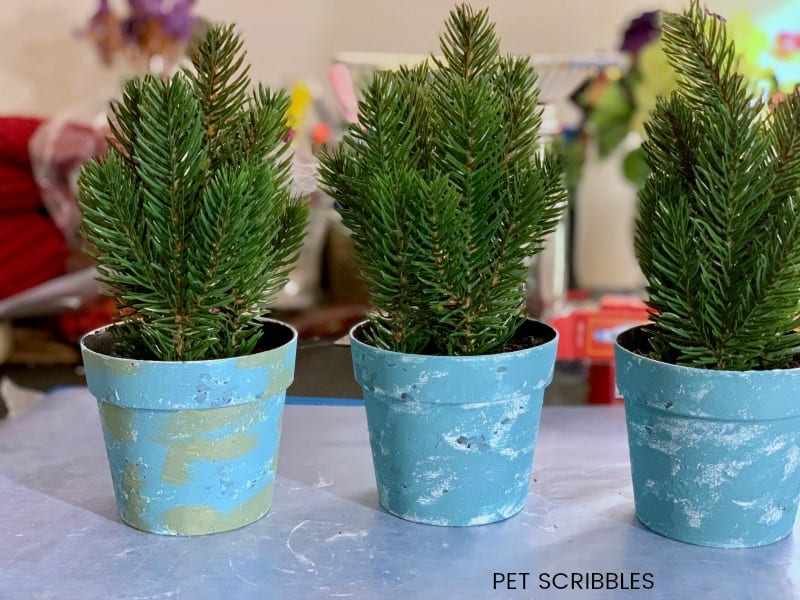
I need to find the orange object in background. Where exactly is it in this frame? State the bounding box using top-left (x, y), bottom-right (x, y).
top-left (550, 295), bottom-right (650, 404)
top-left (311, 122), bottom-right (332, 146)
top-left (59, 295), bottom-right (117, 344)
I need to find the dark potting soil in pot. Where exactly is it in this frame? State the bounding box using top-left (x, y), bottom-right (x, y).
top-left (352, 318), bottom-right (555, 356)
top-left (619, 326), bottom-right (800, 370)
top-left (84, 319), bottom-right (294, 360)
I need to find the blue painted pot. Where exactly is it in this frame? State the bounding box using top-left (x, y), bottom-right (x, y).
top-left (80, 319), bottom-right (297, 536)
top-left (350, 319), bottom-right (558, 526)
top-left (616, 326), bottom-right (800, 548)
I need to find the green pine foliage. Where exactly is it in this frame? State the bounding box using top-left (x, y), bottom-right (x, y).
top-left (319, 4), bottom-right (566, 355)
top-left (79, 24), bottom-right (308, 362)
top-left (636, 1), bottom-right (800, 370)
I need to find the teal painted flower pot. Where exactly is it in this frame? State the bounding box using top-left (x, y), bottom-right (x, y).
top-left (80, 319), bottom-right (297, 536)
top-left (616, 326), bottom-right (800, 548)
top-left (350, 319), bottom-right (558, 526)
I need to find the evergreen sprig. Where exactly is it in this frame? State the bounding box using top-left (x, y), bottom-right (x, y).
top-left (319, 4), bottom-right (565, 355)
top-left (636, 1), bottom-right (800, 370)
top-left (79, 24), bottom-right (308, 362)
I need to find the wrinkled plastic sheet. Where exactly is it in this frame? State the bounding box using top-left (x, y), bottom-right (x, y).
top-left (2, 388), bottom-right (799, 599)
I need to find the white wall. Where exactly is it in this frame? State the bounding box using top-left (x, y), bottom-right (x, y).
top-left (4, 0), bottom-right (789, 117)
top-left (0, 0), bottom-right (699, 117)
top-left (4, 0), bottom-right (792, 117)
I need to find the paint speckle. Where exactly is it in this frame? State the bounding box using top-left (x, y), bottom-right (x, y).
top-left (454, 434), bottom-right (490, 451)
top-left (784, 446), bottom-right (800, 480)
top-left (732, 500), bottom-right (756, 508)
top-left (759, 505), bottom-right (784, 525)
top-left (684, 506), bottom-right (703, 528)
top-left (499, 447), bottom-right (520, 459)
top-left (416, 475), bottom-right (456, 505)
top-left (421, 469), bottom-right (444, 480)
top-left (697, 460), bottom-right (751, 488)
top-left (764, 436), bottom-right (788, 455)
top-left (325, 530), bottom-right (368, 542)
top-left (313, 476), bottom-right (334, 489)
top-left (467, 514), bottom-right (495, 526)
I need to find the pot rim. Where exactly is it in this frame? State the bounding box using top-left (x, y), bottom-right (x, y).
top-left (616, 323), bottom-right (800, 376)
top-left (349, 317), bottom-right (558, 360)
top-left (80, 317), bottom-right (298, 366)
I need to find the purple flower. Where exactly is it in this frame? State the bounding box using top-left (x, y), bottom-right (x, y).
top-left (161, 0), bottom-right (198, 39)
top-left (128, 0), bottom-right (165, 15)
top-left (82, 0), bottom-right (203, 66)
top-left (620, 11), bottom-right (661, 55)
top-left (94, 0), bottom-right (111, 16)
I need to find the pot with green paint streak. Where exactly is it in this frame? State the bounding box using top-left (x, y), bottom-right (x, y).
top-left (80, 319), bottom-right (297, 535)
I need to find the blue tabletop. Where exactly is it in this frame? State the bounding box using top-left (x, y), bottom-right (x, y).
top-left (2, 388), bottom-right (799, 599)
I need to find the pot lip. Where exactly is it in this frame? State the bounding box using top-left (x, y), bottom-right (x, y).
top-left (348, 317), bottom-right (558, 360)
top-left (79, 317), bottom-right (298, 366)
top-left (616, 323), bottom-right (800, 376)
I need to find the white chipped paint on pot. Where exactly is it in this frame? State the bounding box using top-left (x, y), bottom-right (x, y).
top-left (350, 318), bottom-right (559, 526)
top-left (615, 325), bottom-right (800, 548)
top-left (80, 319), bottom-right (297, 536)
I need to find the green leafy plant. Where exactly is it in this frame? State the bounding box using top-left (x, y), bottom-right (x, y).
top-left (636, 1), bottom-right (800, 371)
top-left (78, 24), bottom-right (308, 362)
top-left (319, 4), bottom-right (566, 356)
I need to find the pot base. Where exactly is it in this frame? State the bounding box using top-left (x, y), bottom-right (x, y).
top-left (636, 513), bottom-right (793, 549)
top-left (377, 497), bottom-right (525, 527)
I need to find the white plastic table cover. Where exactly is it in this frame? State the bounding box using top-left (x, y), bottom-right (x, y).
top-left (2, 388), bottom-right (799, 600)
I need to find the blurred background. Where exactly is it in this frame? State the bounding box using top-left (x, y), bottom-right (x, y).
top-left (0, 0), bottom-right (797, 406)
top-left (3, 0), bottom-right (681, 115)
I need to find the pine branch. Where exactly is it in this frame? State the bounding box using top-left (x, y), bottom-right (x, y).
top-left (637, 176), bottom-right (709, 365)
top-left (435, 3), bottom-right (500, 82)
top-left (79, 152), bottom-right (153, 357)
top-left (362, 168), bottom-right (431, 354)
top-left (319, 4), bottom-right (565, 355)
top-left (770, 91), bottom-right (800, 207)
top-left (108, 78), bottom-right (143, 170)
top-left (128, 73), bottom-right (205, 359)
top-left (429, 73), bottom-right (507, 350)
top-left (641, 93), bottom-right (698, 189)
top-left (494, 55), bottom-right (542, 164)
top-left (322, 70), bottom-right (432, 352)
top-left (722, 92), bottom-right (800, 368)
top-left (79, 24), bottom-right (306, 361)
top-left (186, 23), bottom-right (251, 171)
top-left (637, 1), bottom-right (800, 370)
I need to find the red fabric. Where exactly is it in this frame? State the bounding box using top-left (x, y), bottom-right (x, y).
top-left (0, 164), bottom-right (40, 212)
top-left (0, 117), bottom-right (42, 167)
top-left (0, 213), bottom-right (67, 299)
top-left (0, 117), bottom-right (44, 212)
top-left (0, 116), bottom-right (67, 299)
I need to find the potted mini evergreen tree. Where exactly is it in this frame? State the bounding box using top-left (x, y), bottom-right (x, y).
top-left (77, 24), bottom-right (308, 535)
top-left (319, 4), bottom-right (566, 526)
top-left (615, 1), bottom-right (800, 548)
